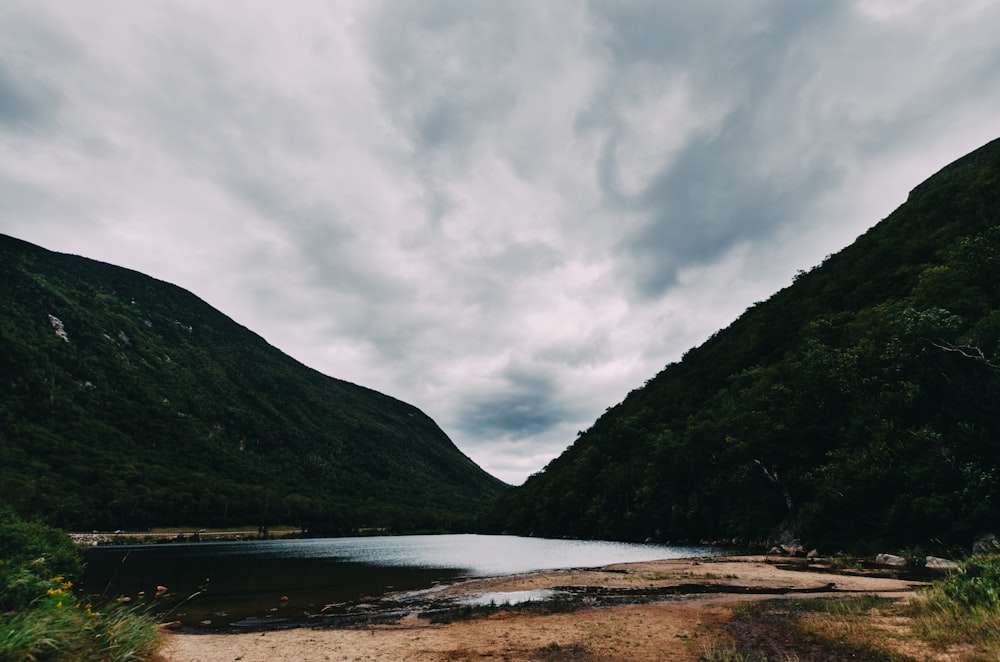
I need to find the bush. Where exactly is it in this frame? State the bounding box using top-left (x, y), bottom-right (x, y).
top-left (909, 554), bottom-right (1000, 654)
top-left (0, 504), bottom-right (83, 588)
top-left (939, 554), bottom-right (1000, 611)
top-left (0, 505), bottom-right (163, 661)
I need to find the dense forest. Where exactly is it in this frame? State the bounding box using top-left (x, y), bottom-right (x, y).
top-left (483, 137), bottom-right (1000, 551)
top-left (0, 235), bottom-right (507, 533)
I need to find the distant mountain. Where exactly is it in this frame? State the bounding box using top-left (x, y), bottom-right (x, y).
top-left (483, 138), bottom-right (1000, 551)
top-left (0, 235), bottom-right (506, 532)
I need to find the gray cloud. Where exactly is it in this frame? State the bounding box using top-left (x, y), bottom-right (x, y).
top-left (1, 1), bottom-right (999, 483)
top-left (457, 386), bottom-right (568, 440)
top-left (622, 127), bottom-right (844, 297)
top-left (578, 0), bottom-right (853, 298)
top-left (370, 2), bottom-right (520, 150)
top-left (0, 59), bottom-right (58, 128)
top-left (0, 5), bottom-right (74, 131)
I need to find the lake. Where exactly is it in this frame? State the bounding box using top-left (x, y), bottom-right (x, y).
top-left (81, 534), bottom-right (720, 630)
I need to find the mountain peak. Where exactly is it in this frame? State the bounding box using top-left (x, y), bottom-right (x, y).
top-left (0, 234), bottom-right (506, 532)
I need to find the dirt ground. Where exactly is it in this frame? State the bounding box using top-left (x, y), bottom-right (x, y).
top-left (161, 555), bottom-right (928, 662)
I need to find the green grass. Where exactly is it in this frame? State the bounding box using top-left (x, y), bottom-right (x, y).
top-left (824, 556), bottom-right (864, 572)
top-left (1, 505), bottom-right (163, 661)
top-left (0, 591), bottom-right (162, 662)
top-left (699, 641), bottom-right (795, 661)
top-left (716, 567), bottom-right (1000, 662)
top-left (907, 554), bottom-right (1000, 658)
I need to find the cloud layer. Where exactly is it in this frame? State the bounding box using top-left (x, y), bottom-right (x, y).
top-left (2, 0), bottom-right (999, 483)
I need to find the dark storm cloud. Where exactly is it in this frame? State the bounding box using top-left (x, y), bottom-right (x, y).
top-left (454, 362), bottom-right (574, 439)
top-left (0, 60), bottom-right (59, 128)
top-left (620, 123), bottom-right (843, 297)
top-left (581, 0), bottom-right (850, 297)
top-left (457, 390), bottom-right (568, 439)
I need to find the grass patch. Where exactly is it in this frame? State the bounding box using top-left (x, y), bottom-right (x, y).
top-left (0, 590), bottom-right (162, 662)
top-left (718, 559), bottom-right (1000, 660)
top-left (1, 505), bottom-right (163, 661)
top-left (717, 596), bottom-right (916, 662)
top-left (824, 557), bottom-right (864, 572)
top-left (907, 554), bottom-right (1000, 658)
top-left (699, 641), bottom-right (795, 661)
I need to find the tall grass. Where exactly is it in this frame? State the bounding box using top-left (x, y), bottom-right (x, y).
top-left (908, 554), bottom-right (1000, 656)
top-left (0, 505), bottom-right (163, 661)
top-left (699, 641), bottom-right (798, 661)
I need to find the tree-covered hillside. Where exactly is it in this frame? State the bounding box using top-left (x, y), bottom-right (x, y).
top-left (483, 137), bottom-right (1000, 551)
top-left (0, 235), bottom-right (507, 532)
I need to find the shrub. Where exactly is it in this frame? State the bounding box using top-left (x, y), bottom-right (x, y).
top-left (939, 554), bottom-right (1000, 611)
top-left (0, 505), bottom-right (162, 661)
top-left (909, 554), bottom-right (1000, 654)
top-left (0, 503), bottom-right (83, 589)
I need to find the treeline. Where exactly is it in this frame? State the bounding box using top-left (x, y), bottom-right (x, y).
top-left (483, 137), bottom-right (1000, 551)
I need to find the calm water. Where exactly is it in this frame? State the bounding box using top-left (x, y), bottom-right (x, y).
top-left (81, 534), bottom-right (720, 629)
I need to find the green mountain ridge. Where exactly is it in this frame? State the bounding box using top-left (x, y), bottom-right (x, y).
top-left (483, 137), bottom-right (1000, 551)
top-left (0, 235), bottom-right (507, 532)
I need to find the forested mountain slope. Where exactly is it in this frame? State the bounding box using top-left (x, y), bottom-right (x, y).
top-left (483, 137), bottom-right (1000, 551)
top-left (0, 235), bottom-right (506, 532)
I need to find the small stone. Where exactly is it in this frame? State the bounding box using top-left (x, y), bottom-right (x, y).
top-left (875, 553), bottom-right (907, 567)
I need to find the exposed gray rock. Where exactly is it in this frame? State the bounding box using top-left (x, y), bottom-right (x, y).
top-left (973, 533), bottom-right (999, 556)
top-left (875, 553), bottom-right (907, 567)
top-left (925, 556), bottom-right (959, 570)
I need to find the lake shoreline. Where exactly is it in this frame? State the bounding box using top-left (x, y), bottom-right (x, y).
top-left (160, 555), bottom-right (931, 661)
top-left (69, 529), bottom-right (304, 546)
top-left (80, 533), bottom-right (726, 633)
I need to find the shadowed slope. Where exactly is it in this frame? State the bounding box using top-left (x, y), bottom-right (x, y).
top-left (484, 137), bottom-right (1000, 550)
top-left (0, 235), bottom-right (507, 532)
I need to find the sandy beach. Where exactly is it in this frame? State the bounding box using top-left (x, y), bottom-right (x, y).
top-left (161, 555), bottom-right (928, 661)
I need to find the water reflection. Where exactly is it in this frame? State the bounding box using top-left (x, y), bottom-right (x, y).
top-left (457, 589), bottom-right (566, 607)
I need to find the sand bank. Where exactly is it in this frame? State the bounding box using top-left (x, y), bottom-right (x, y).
top-left (161, 555), bottom-right (928, 661)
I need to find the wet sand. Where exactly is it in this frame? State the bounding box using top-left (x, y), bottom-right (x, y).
top-left (161, 555), bottom-right (928, 661)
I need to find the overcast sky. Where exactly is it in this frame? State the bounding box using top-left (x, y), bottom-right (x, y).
top-left (2, 1), bottom-right (999, 484)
